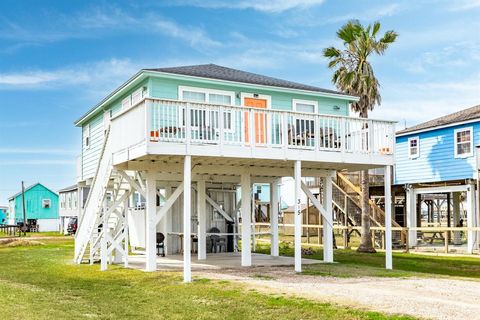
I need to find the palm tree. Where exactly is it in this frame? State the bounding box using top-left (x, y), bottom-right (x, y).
top-left (323, 20), bottom-right (397, 253)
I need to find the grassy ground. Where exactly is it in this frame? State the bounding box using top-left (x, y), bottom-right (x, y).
top-left (254, 242), bottom-right (480, 280)
top-left (0, 238), bottom-right (414, 320)
top-left (0, 231), bottom-right (68, 238)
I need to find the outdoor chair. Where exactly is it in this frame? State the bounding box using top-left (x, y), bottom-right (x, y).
top-left (156, 232), bottom-right (165, 257)
top-left (208, 227), bottom-right (226, 253)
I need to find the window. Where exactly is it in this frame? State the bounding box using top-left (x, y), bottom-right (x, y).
top-left (42, 199), bottom-right (51, 209)
top-left (455, 127), bottom-right (473, 158)
top-left (84, 124), bottom-right (90, 149)
top-left (291, 100), bottom-right (317, 140)
top-left (60, 194), bottom-right (65, 209)
top-left (182, 90), bottom-right (206, 102)
top-left (178, 86), bottom-right (235, 131)
top-left (293, 99), bottom-right (318, 114)
top-left (408, 137), bottom-right (419, 159)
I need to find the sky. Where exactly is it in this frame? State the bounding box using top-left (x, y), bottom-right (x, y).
top-left (0, 0), bottom-right (479, 204)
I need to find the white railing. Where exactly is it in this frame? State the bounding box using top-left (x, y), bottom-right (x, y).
top-left (109, 97), bottom-right (395, 156)
top-left (144, 98), bottom-right (395, 155)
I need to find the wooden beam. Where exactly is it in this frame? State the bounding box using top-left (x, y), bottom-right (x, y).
top-left (155, 182), bottom-right (185, 225)
top-left (192, 185), bottom-right (234, 222)
top-left (300, 182), bottom-right (333, 228)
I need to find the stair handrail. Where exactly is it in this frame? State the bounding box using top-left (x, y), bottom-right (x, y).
top-left (336, 172), bottom-right (405, 233)
top-left (77, 126), bottom-right (111, 232)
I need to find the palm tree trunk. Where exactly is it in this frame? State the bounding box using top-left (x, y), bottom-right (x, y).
top-left (357, 109), bottom-right (376, 253)
top-left (357, 169), bottom-right (376, 252)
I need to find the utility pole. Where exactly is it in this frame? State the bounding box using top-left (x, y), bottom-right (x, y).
top-left (21, 181), bottom-right (27, 235)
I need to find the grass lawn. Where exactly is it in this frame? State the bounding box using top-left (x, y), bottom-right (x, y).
top-left (0, 238), bottom-right (414, 320)
top-left (254, 242), bottom-right (480, 280)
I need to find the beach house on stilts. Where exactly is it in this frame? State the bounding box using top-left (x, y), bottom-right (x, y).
top-left (73, 64), bottom-right (396, 281)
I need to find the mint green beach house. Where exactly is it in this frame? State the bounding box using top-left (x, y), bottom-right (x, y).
top-left (73, 64), bottom-right (396, 281)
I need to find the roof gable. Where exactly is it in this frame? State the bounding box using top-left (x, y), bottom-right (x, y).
top-left (8, 183), bottom-right (58, 201)
top-left (397, 104), bottom-right (480, 136)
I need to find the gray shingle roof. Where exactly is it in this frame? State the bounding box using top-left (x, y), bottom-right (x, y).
top-left (397, 104), bottom-right (480, 136)
top-left (144, 64), bottom-right (346, 95)
top-left (58, 185), bottom-right (78, 193)
top-left (8, 183), bottom-right (58, 201)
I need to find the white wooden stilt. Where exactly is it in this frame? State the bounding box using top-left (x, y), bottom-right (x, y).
top-left (123, 197), bottom-right (129, 268)
top-left (466, 181), bottom-right (475, 254)
top-left (294, 160), bottom-right (302, 272)
top-left (100, 199), bottom-right (108, 271)
top-left (164, 184), bottom-right (172, 255)
top-left (322, 174), bottom-right (334, 263)
top-left (197, 180), bottom-right (207, 260)
top-left (145, 171), bottom-right (157, 272)
top-left (241, 173), bottom-right (252, 267)
top-left (406, 187), bottom-right (417, 248)
top-left (384, 165), bottom-right (393, 270)
top-left (183, 155), bottom-right (192, 282)
top-left (270, 178), bottom-right (280, 257)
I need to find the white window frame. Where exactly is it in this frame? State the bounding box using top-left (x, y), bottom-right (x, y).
top-left (408, 136), bottom-right (420, 159)
top-left (84, 124), bottom-right (91, 149)
top-left (292, 99), bottom-right (318, 114)
top-left (42, 199), bottom-right (51, 209)
top-left (454, 127), bottom-right (473, 158)
top-left (178, 86), bottom-right (236, 132)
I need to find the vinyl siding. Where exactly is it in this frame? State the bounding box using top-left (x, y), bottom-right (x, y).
top-left (395, 123), bottom-right (479, 184)
top-left (82, 113), bottom-right (104, 180)
top-left (149, 77), bottom-right (349, 115)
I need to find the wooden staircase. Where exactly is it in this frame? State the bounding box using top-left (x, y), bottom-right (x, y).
top-left (332, 172), bottom-right (406, 247)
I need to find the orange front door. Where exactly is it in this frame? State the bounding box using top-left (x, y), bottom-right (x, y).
top-left (244, 97), bottom-right (267, 144)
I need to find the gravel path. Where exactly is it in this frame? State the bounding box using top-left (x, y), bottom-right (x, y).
top-left (199, 266), bottom-right (480, 320)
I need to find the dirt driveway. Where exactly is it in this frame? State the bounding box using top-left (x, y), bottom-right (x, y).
top-left (199, 266), bottom-right (480, 320)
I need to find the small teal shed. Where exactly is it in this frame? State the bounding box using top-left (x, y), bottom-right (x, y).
top-left (7, 183), bottom-right (59, 232)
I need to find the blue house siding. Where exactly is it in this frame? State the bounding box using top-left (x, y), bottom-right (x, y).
top-left (395, 122), bottom-right (479, 185)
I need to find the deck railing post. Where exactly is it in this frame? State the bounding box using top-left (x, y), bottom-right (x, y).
top-left (185, 102), bottom-right (191, 153)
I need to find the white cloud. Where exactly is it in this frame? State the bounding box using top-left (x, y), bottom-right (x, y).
top-left (370, 76), bottom-right (480, 129)
top-left (447, 0), bottom-right (480, 10)
top-left (0, 58), bottom-right (139, 90)
top-left (327, 3), bottom-right (403, 24)
top-left (0, 160), bottom-right (75, 166)
top-left (0, 148), bottom-right (77, 155)
top-left (152, 20), bottom-right (221, 50)
top-left (171, 0), bottom-right (325, 13)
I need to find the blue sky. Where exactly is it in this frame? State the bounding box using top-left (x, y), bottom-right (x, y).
top-left (0, 0), bottom-right (479, 203)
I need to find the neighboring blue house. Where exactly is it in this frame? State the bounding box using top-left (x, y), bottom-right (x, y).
top-left (7, 183), bottom-right (60, 232)
top-left (395, 104), bottom-right (480, 252)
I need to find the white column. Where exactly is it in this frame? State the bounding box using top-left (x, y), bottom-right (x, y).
top-left (405, 187), bottom-right (417, 248)
top-left (322, 175), bottom-right (334, 263)
top-left (452, 192), bottom-right (461, 245)
top-left (466, 182), bottom-right (476, 254)
top-left (270, 178), bottom-right (280, 257)
top-left (123, 197), bottom-right (129, 268)
top-left (294, 160), bottom-right (302, 272)
top-left (164, 184), bottom-right (172, 255)
top-left (197, 180), bottom-right (207, 260)
top-left (145, 171), bottom-right (157, 272)
top-left (100, 198), bottom-right (108, 271)
top-left (183, 155), bottom-right (192, 282)
top-left (241, 173), bottom-right (252, 267)
top-left (384, 166), bottom-right (393, 270)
